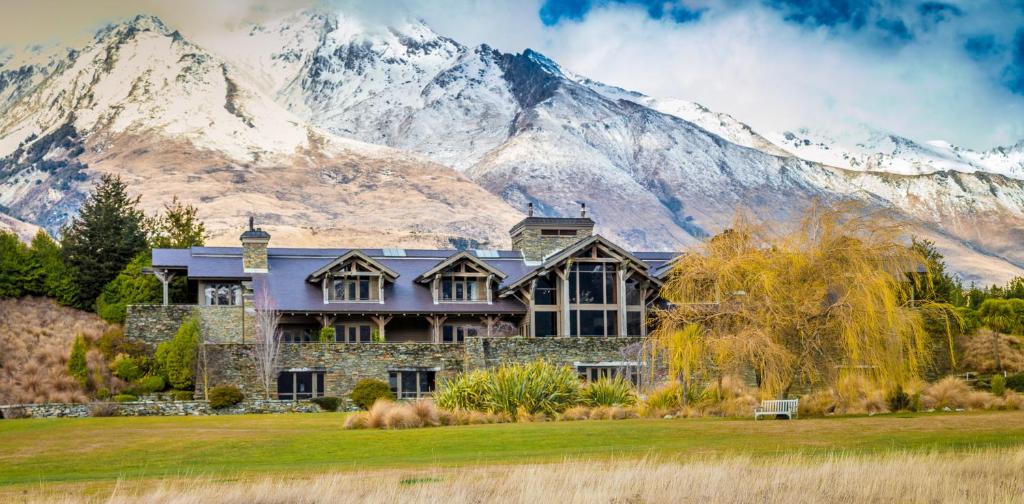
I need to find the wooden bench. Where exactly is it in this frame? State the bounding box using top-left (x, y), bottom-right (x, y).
top-left (754, 399), bottom-right (799, 420)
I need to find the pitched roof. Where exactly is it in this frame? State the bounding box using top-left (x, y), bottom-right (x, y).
top-left (306, 250), bottom-right (400, 283)
top-left (499, 234), bottom-right (665, 294)
top-left (414, 251), bottom-right (508, 283)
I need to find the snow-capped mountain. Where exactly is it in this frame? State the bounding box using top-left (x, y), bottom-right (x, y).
top-left (766, 127), bottom-right (1024, 180)
top-left (0, 15), bottom-right (521, 247)
top-left (2, 10), bottom-right (1023, 284)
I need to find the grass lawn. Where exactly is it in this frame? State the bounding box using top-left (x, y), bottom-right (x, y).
top-left (1, 410), bottom-right (1022, 489)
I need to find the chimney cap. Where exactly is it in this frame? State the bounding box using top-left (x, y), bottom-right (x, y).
top-left (528, 202), bottom-right (534, 217)
top-left (580, 202), bottom-right (587, 218)
top-left (240, 216), bottom-right (271, 240)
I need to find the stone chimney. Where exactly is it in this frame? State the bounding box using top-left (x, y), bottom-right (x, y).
top-left (510, 202), bottom-right (594, 262)
top-left (240, 216), bottom-right (271, 273)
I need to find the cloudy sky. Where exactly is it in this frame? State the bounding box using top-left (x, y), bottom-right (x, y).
top-left (3, 0), bottom-right (1023, 149)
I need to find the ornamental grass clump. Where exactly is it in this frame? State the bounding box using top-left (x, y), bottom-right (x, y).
top-left (581, 377), bottom-right (637, 407)
top-left (436, 360), bottom-right (581, 417)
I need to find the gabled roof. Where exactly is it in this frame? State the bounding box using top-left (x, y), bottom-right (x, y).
top-left (414, 250), bottom-right (508, 283)
top-left (499, 234), bottom-right (663, 295)
top-left (306, 250), bottom-right (400, 283)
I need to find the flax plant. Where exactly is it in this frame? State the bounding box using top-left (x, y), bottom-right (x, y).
top-left (649, 202), bottom-right (959, 398)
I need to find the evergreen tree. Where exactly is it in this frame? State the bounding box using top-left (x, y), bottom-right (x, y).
top-left (95, 252), bottom-right (163, 323)
top-left (28, 230), bottom-right (78, 305)
top-left (0, 231), bottom-right (33, 298)
top-left (61, 174), bottom-right (148, 309)
top-left (156, 317), bottom-right (200, 391)
top-left (910, 238), bottom-right (962, 305)
top-left (68, 334), bottom-right (90, 388)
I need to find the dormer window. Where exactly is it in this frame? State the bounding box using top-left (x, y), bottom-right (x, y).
top-left (441, 275), bottom-right (482, 301)
top-left (416, 251), bottom-right (507, 305)
top-left (307, 251), bottom-right (400, 305)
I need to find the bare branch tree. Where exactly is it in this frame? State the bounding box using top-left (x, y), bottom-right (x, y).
top-left (250, 280), bottom-right (282, 400)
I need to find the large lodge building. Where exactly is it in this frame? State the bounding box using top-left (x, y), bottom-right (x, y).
top-left (128, 205), bottom-right (677, 403)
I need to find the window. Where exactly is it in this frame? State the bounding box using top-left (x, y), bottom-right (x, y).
top-left (534, 274), bottom-right (556, 305)
top-left (540, 229), bottom-right (577, 236)
top-left (568, 263), bottom-right (616, 304)
top-left (626, 311), bottom-right (642, 337)
top-left (335, 323), bottom-right (372, 343)
top-left (576, 363), bottom-right (640, 386)
top-left (329, 277), bottom-right (374, 301)
top-left (277, 371), bottom-right (325, 400)
top-left (203, 283), bottom-right (242, 306)
top-left (534, 311), bottom-right (558, 337)
top-left (441, 276), bottom-right (482, 301)
top-left (442, 324), bottom-right (477, 343)
top-left (388, 370), bottom-right (436, 399)
top-left (281, 326), bottom-right (316, 343)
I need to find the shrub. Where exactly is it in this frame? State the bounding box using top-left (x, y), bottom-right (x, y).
top-left (992, 374), bottom-right (1006, 397)
top-left (95, 387), bottom-right (111, 400)
top-left (95, 327), bottom-right (149, 361)
top-left (350, 379), bottom-right (394, 410)
top-left (208, 385), bottom-right (244, 409)
top-left (344, 412), bottom-right (369, 429)
top-left (318, 327), bottom-right (336, 343)
top-left (155, 317), bottom-right (199, 390)
top-left (110, 354), bottom-right (143, 382)
top-left (173, 390), bottom-right (194, 401)
top-left (436, 360), bottom-right (581, 417)
top-left (645, 382), bottom-right (682, 410)
top-left (311, 396), bottom-right (341, 412)
top-left (113, 393), bottom-right (137, 403)
top-left (921, 377), bottom-right (991, 410)
top-left (888, 385), bottom-right (912, 412)
top-left (581, 377), bottom-right (636, 407)
top-left (1008, 373), bottom-right (1024, 392)
top-left (68, 334), bottom-right (89, 388)
top-left (129, 375), bottom-right (166, 395)
top-left (88, 403), bottom-right (119, 417)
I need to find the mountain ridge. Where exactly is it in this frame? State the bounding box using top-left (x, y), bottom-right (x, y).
top-left (1, 10), bottom-right (1022, 284)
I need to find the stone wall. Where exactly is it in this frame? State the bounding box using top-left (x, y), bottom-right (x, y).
top-left (512, 227), bottom-right (592, 262)
top-left (197, 305), bottom-right (250, 343)
top-left (203, 342), bottom-right (467, 403)
top-left (0, 400), bottom-right (320, 419)
top-left (124, 305), bottom-right (196, 346)
top-left (465, 336), bottom-right (641, 369)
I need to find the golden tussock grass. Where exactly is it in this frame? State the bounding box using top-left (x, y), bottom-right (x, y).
top-left (345, 398), bottom-right (511, 430)
top-left (30, 449), bottom-right (1024, 503)
top-left (0, 297), bottom-right (116, 404)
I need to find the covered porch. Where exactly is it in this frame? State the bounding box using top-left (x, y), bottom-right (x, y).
top-left (278, 312), bottom-right (524, 344)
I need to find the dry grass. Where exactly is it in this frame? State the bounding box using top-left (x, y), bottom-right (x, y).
top-left (344, 399), bottom-right (511, 430)
top-left (0, 297), bottom-right (117, 404)
top-left (25, 449), bottom-right (1024, 503)
top-left (962, 329), bottom-right (1024, 374)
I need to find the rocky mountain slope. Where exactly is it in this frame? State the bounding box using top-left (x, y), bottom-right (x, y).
top-left (1, 10), bottom-right (1023, 284)
top-left (0, 15), bottom-right (520, 248)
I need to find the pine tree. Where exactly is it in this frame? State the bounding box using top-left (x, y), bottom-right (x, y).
top-left (28, 230), bottom-right (78, 305)
top-left (68, 334), bottom-right (90, 389)
top-left (0, 230), bottom-right (30, 297)
top-left (60, 174), bottom-right (148, 309)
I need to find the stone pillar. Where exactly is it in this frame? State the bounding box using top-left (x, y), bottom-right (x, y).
top-left (240, 217), bottom-right (271, 273)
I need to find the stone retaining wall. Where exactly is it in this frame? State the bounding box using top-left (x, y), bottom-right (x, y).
top-left (203, 342), bottom-right (467, 403)
top-left (125, 305), bottom-right (195, 346)
top-left (0, 400), bottom-right (321, 419)
top-left (197, 305), bottom-right (251, 343)
top-left (464, 336), bottom-right (642, 369)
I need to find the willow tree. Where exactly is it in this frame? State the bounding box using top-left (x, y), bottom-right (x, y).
top-left (649, 202), bottom-right (958, 398)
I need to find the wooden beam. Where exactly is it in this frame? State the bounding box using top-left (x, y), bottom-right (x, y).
top-left (617, 263), bottom-right (627, 337)
top-left (556, 267), bottom-right (570, 337)
top-left (528, 279), bottom-right (537, 338)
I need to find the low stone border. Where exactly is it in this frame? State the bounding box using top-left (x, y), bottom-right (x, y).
top-left (0, 399), bottom-right (323, 419)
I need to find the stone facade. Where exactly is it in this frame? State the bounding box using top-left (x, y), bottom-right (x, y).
top-left (511, 226), bottom-right (593, 262)
top-left (0, 400), bottom-right (320, 419)
top-left (201, 336), bottom-right (640, 403)
top-left (197, 305), bottom-right (250, 343)
top-left (203, 342), bottom-right (467, 403)
top-left (465, 336), bottom-right (641, 369)
top-left (125, 305), bottom-right (196, 346)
